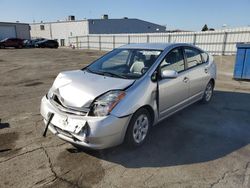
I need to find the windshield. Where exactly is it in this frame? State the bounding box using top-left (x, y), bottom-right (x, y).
top-left (86, 49), bottom-right (162, 79)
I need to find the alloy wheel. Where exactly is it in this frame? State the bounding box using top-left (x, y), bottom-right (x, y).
top-left (205, 82), bottom-right (213, 101)
top-left (132, 114), bottom-right (149, 144)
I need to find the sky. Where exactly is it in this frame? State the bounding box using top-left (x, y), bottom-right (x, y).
top-left (0, 0), bottom-right (250, 31)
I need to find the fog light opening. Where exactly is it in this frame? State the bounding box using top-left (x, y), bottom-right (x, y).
top-left (79, 122), bottom-right (90, 137)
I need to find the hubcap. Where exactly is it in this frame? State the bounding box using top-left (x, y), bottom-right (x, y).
top-left (133, 114), bottom-right (149, 144)
top-left (205, 83), bottom-right (213, 101)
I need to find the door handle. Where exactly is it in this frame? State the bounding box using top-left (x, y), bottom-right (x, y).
top-left (183, 77), bottom-right (189, 83)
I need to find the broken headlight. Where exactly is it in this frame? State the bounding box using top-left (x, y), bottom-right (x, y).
top-left (89, 90), bottom-right (126, 116)
top-left (46, 89), bottom-right (54, 100)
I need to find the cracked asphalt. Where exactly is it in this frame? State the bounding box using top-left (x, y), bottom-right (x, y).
top-left (0, 48), bottom-right (250, 188)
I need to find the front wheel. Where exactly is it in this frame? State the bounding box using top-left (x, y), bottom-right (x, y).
top-left (201, 80), bottom-right (214, 103)
top-left (125, 108), bottom-right (151, 148)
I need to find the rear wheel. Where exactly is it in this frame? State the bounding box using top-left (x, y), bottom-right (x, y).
top-left (125, 108), bottom-right (151, 147)
top-left (201, 80), bottom-right (214, 103)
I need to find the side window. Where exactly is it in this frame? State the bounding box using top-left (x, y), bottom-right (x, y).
top-left (184, 48), bottom-right (203, 68)
top-left (160, 48), bottom-right (185, 73)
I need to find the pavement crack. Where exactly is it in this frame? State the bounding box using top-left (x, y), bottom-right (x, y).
top-left (0, 147), bottom-right (42, 164)
top-left (210, 169), bottom-right (241, 188)
top-left (0, 143), bottom-right (67, 164)
top-left (244, 161), bottom-right (250, 170)
top-left (143, 173), bottom-right (155, 186)
top-left (44, 142), bottom-right (67, 148)
top-left (242, 161), bottom-right (250, 186)
top-left (41, 147), bottom-right (82, 188)
top-left (209, 162), bottom-right (250, 188)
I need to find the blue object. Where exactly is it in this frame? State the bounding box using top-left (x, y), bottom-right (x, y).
top-left (234, 43), bottom-right (250, 80)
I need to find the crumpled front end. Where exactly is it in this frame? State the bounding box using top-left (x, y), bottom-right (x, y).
top-left (40, 96), bottom-right (131, 149)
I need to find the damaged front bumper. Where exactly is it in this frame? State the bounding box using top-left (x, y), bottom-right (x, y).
top-left (40, 96), bottom-right (131, 149)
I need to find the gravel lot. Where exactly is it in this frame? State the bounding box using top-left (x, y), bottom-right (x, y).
top-left (0, 48), bottom-right (250, 188)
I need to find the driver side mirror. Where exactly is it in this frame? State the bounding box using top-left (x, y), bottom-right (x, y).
top-left (161, 69), bottom-right (178, 79)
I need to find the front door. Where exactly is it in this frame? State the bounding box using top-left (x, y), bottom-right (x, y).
top-left (158, 48), bottom-right (189, 119)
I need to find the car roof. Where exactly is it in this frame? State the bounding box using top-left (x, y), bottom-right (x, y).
top-left (119, 43), bottom-right (196, 51)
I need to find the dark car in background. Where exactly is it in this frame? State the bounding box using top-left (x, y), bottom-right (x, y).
top-left (35, 40), bottom-right (59, 48)
top-left (24, 38), bottom-right (46, 48)
top-left (0, 38), bottom-right (24, 49)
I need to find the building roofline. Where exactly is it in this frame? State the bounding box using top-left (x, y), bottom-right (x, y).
top-left (30, 19), bottom-right (88, 25)
top-left (29, 18), bottom-right (165, 28)
top-left (0, 21), bottom-right (29, 25)
top-left (88, 18), bottom-right (165, 27)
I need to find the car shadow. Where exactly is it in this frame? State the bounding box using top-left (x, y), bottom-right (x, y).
top-left (69, 90), bottom-right (250, 168)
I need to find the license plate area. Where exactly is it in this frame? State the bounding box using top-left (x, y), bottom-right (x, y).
top-left (51, 114), bottom-right (86, 134)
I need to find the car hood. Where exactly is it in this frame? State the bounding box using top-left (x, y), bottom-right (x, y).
top-left (51, 70), bottom-right (134, 108)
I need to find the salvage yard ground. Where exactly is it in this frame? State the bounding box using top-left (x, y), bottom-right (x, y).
top-left (0, 48), bottom-right (250, 188)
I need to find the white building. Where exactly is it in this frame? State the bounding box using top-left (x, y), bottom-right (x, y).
top-left (0, 22), bottom-right (30, 40)
top-left (30, 15), bottom-right (166, 47)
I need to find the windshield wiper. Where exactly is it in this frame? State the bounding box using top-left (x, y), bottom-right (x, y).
top-left (86, 68), bottom-right (127, 79)
top-left (85, 67), bottom-right (99, 74)
top-left (100, 71), bottom-right (127, 79)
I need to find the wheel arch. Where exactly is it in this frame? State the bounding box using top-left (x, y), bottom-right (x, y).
top-left (135, 105), bottom-right (155, 125)
top-left (209, 78), bottom-right (215, 88)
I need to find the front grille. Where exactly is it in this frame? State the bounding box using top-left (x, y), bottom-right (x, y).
top-left (54, 126), bottom-right (73, 138)
top-left (53, 125), bottom-right (82, 142)
top-left (50, 94), bottom-right (89, 116)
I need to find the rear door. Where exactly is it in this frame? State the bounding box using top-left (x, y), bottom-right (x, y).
top-left (184, 47), bottom-right (210, 100)
top-left (158, 47), bottom-right (189, 118)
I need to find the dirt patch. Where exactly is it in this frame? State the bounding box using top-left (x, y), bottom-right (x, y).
top-left (24, 81), bottom-right (44, 87)
top-left (0, 132), bottom-right (19, 158)
top-left (5, 66), bottom-right (24, 73)
top-left (50, 148), bottom-right (105, 187)
top-left (0, 120), bottom-right (10, 129)
top-left (16, 78), bottom-right (40, 85)
top-left (0, 78), bottom-right (42, 86)
top-left (85, 51), bottom-right (96, 56)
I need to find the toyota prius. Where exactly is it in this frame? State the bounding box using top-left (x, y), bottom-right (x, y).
top-left (40, 43), bottom-right (216, 149)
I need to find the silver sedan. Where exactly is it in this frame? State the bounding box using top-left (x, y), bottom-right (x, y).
top-left (40, 43), bottom-right (216, 149)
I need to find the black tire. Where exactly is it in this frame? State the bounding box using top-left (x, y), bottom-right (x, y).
top-left (201, 80), bottom-right (214, 104)
top-left (0, 45), bottom-right (5, 49)
top-left (124, 108), bottom-right (152, 148)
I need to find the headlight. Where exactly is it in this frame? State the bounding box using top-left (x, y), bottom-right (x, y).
top-left (90, 90), bottom-right (126, 116)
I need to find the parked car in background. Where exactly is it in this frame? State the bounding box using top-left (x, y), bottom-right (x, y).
top-left (24, 38), bottom-right (46, 48)
top-left (0, 38), bottom-right (24, 49)
top-left (23, 39), bottom-right (33, 48)
top-left (40, 43), bottom-right (216, 149)
top-left (35, 40), bottom-right (59, 48)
